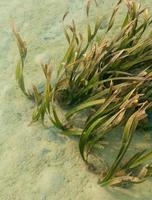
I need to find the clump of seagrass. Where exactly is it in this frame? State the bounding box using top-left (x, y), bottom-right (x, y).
top-left (14, 0), bottom-right (152, 187)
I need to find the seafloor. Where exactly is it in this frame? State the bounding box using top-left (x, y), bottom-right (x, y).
top-left (0, 0), bottom-right (152, 199)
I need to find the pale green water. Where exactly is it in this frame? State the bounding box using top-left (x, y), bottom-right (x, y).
top-left (0, 0), bottom-right (152, 199)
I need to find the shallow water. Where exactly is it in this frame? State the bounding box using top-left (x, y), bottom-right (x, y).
top-left (0, 0), bottom-right (152, 199)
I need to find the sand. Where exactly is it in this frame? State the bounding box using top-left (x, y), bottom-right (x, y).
top-left (0, 0), bottom-right (152, 199)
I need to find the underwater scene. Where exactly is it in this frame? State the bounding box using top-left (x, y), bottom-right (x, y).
top-left (0, 0), bottom-right (152, 199)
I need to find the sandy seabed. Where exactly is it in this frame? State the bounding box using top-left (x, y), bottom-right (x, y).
top-left (0, 0), bottom-right (152, 199)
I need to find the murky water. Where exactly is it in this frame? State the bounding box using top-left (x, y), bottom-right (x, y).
top-left (0, 0), bottom-right (152, 199)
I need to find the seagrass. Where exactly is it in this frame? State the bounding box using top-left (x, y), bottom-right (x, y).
top-left (14, 0), bottom-right (152, 187)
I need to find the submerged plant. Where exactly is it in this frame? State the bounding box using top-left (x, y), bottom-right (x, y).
top-left (14, 0), bottom-right (152, 187)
